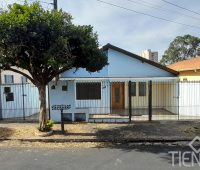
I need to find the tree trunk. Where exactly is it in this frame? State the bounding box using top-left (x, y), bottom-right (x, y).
top-left (38, 85), bottom-right (47, 131)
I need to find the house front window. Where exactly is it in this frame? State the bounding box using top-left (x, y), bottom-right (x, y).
top-left (21, 76), bottom-right (28, 83)
top-left (131, 82), bottom-right (136, 96)
top-left (139, 82), bottom-right (146, 96)
top-left (6, 92), bottom-right (14, 102)
top-left (4, 75), bottom-right (14, 84)
top-left (76, 82), bottom-right (101, 100)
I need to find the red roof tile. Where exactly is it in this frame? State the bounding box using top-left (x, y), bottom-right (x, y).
top-left (168, 57), bottom-right (200, 71)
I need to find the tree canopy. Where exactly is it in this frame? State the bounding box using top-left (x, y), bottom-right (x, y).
top-left (160, 35), bottom-right (200, 65)
top-left (0, 2), bottom-right (108, 130)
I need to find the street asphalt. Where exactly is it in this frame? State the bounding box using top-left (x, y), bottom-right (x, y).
top-left (0, 144), bottom-right (200, 170)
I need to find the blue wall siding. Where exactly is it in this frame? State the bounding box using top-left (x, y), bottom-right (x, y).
top-left (49, 80), bottom-right (111, 122)
top-left (61, 48), bottom-right (175, 78)
top-left (49, 80), bottom-right (76, 121)
top-left (60, 66), bottom-right (108, 78)
top-left (107, 49), bottom-right (175, 77)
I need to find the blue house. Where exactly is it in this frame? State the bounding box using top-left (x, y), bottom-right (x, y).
top-left (49, 44), bottom-right (179, 122)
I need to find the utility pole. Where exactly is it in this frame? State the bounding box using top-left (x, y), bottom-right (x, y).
top-left (53, 0), bottom-right (57, 10)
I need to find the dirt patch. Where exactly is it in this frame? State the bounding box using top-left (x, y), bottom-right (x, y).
top-left (184, 125), bottom-right (200, 136)
top-left (0, 140), bottom-right (111, 148)
top-left (0, 121), bottom-right (199, 142)
top-left (0, 127), bottom-right (15, 138)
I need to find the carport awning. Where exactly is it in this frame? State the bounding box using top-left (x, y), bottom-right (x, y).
top-left (59, 77), bottom-right (179, 82)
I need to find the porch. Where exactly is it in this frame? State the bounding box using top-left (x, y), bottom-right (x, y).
top-left (88, 108), bottom-right (178, 122)
top-left (68, 77), bottom-right (179, 122)
top-left (49, 77), bottom-right (200, 122)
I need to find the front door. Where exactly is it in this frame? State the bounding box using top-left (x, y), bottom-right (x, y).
top-left (111, 83), bottom-right (124, 109)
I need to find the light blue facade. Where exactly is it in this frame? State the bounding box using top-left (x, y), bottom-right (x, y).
top-left (49, 80), bottom-right (110, 122)
top-left (0, 84), bottom-right (48, 119)
top-left (107, 49), bottom-right (174, 77)
top-left (49, 80), bottom-right (76, 122)
top-left (61, 48), bottom-right (176, 78)
top-left (50, 45), bottom-right (177, 122)
top-left (60, 66), bottom-right (108, 78)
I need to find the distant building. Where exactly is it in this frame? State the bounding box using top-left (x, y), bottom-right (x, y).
top-left (0, 67), bottom-right (31, 84)
top-left (141, 49), bottom-right (158, 62)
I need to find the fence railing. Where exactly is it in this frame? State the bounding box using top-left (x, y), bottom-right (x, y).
top-left (0, 83), bottom-right (49, 121)
top-left (1, 80), bottom-right (200, 122)
top-left (69, 80), bottom-right (200, 122)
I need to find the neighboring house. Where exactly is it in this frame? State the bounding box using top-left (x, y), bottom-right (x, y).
top-left (49, 44), bottom-right (179, 122)
top-left (0, 67), bottom-right (41, 119)
top-left (168, 57), bottom-right (200, 81)
top-left (141, 49), bottom-right (158, 62)
top-left (0, 67), bottom-right (31, 84)
top-left (168, 57), bottom-right (200, 117)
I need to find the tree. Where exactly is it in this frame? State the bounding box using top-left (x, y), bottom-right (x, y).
top-left (0, 3), bottom-right (107, 131)
top-left (160, 35), bottom-right (200, 65)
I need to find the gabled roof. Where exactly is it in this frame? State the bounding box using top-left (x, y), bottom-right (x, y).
top-left (102, 43), bottom-right (178, 75)
top-left (168, 57), bottom-right (200, 71)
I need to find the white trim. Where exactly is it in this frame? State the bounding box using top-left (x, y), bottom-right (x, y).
top-left (60, 77), bottom-right (179, 82)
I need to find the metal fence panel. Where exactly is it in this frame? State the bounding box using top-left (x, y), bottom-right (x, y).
top-left (1, 80), bottom-right (200, 122)
top-left (0, 83), bottom-right (48, 121)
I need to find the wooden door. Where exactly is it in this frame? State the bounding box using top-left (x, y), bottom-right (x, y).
top-left (111, 83), bottom-right (124, 109)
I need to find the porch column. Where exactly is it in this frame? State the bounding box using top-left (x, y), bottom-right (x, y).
top-left (148, 80), bottom-right (152, 121)
top-left (128, 81), bottom-right (132, 123)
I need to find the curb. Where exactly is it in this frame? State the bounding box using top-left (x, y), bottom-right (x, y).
top-left (0, 138), bottom-right (194, 143)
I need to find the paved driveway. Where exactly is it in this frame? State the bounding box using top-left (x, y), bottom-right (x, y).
top-left (0, 145), bottom-right (199, 170)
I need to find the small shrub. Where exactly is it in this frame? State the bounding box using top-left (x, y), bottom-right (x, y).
top-left (45, 119), bottom-right (55, 131)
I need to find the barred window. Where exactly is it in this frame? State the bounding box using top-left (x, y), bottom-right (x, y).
top-left (4, 87), bottom-right (11, 93)
top-left (76, 82), bottom-right (101, 100)
top-left (131, 82), bottom-right (136, 96)
top-left (139, 82), bottom-right (146, 96)
top-left (6, 92), bottom-right (14, 102)
top-left (4, 75), bottom-right (14, 84)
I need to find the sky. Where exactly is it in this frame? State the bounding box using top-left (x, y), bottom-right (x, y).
top-left (1, 0), bottom-right (200, 60)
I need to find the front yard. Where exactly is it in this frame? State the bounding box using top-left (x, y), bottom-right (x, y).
top-left (0, 121), bottom-right (200, 141)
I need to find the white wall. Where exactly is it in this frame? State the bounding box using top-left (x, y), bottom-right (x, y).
top-left (124, 82), bottom-right (149, 109)
top-left (124, 81), bottom-right (178, 115)
top-left (179, 82), bottom-right (200, 116)
top-left (163, 82), bottom-right (179, 114)
top-left (1, 67), bottom-right (31, 84)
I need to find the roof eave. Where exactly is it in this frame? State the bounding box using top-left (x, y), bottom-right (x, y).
top-left (102, 43), bottom-right (179, 76)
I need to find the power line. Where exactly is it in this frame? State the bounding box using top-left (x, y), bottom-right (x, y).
top-left (96, 0), bottom-right (200, 30)
top-left (127, 0), bottom-right (200, 21)
top-left (161, 0), bottom-right (200, 16)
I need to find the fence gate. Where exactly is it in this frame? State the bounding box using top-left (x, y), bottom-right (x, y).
top-left (0, 83), bottom-right (48, 121)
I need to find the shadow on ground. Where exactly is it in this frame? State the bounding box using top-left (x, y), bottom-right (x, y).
top-left (93, 121), bottom-right (200, 166)
top-left (0, 127), bottom-right (15, 138)
top-left (97, 142), bottom-right (200, 166)
top-left (95, 121), bottom-right (197, 140)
